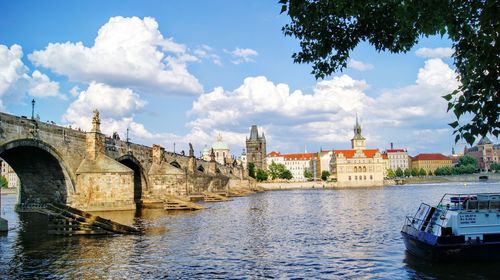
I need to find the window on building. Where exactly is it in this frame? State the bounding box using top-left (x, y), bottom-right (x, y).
top-left (349, 176), bottom-right (351, 181)
top-left (370, 175), bottom-right (373, 180)
top-left (363, 166), bottom-right (366, 172)
top-left (354, 166), bottom-right (357, 172)
top-left (355, 176), bottom-right (357, 180)
top-left (364, 175), bottom-right (366, 180)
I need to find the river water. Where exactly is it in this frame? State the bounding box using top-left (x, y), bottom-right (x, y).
top-left (1, 182), bottom-right (500, 279)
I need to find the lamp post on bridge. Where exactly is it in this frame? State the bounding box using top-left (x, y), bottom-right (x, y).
top-left (31, 99), bottom-right (35, 120)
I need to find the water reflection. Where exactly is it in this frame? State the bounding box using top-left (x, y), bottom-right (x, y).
top-left (1, 182), bottom-right (500, 279)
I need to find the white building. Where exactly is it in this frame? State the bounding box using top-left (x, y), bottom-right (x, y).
top-left (384, 148), bottom-right (410, 171)
top-left (267, 151), bottom-right (318, 181)
top-left (1, 160), bottom-right (19, 189)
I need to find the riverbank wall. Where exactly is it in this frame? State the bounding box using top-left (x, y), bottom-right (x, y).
top-left (403, 173), bottom-right (500, 185)
top-left (257, 181), bottom-right (337, 190)
top-left (0, 188), bottom-right (17, 195)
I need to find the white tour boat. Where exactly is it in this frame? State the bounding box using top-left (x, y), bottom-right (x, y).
top-left (401, 193), bottom-right (500, 261)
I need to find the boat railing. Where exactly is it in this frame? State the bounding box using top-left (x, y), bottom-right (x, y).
top-left (437, 193), bottom-right (500, 212)
top-left (405, 216), bottom-right (446, 231)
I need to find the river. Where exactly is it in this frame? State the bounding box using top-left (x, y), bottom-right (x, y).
top-left (1, 182), bottom-right (500, 279)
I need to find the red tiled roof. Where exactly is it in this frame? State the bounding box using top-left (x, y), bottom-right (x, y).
top-left (267, 151), bottom-right (281, 157)
top-left (283, 152), bottom-right (316, 161)
top-left (334, 149), bottom-right (380, 158)
top-left (412, 153), bottom-right (451, 161)
top-left (386, 149), bottom-right (406, 153)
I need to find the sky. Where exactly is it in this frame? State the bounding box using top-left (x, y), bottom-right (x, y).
top-left (0, 0), bottom-right (479, 157)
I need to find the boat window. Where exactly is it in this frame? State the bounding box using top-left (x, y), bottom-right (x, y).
top-left (466, 200), bottom-right (478, 210)
top-left (490, 200), bottom-right (500, 209)
top-left (479, 200), bottom-right (489, 210)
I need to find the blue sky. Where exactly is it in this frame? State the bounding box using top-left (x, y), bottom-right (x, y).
top-left (0, 1), bottom-right (474, 156)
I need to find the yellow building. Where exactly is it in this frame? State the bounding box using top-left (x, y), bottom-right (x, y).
top-left (330, 117), bottom-right (386, 187)
top-left (411, 153), bottom-right (452, 174)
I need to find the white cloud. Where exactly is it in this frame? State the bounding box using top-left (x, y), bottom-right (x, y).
top-left (29, 16), bottom-right (203, 95)
top-left (415, 47), bottom-right (454, 58)
top-left (63, 82), bottom-right (146, 133)
top-left (348, 59), bottom-right (374, 71)
top-left (184, 58), bottom-right (460, 154)
top-left (194, 44), bottom-right (222, 66)
top-left (28, 70), bottom-right (64, 99)
top-left (0, 44), bottom-right (63, 109)
top-left (227, 47), bottom-right (258, 64)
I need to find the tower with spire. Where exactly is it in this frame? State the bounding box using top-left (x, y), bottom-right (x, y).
top-left (245, 125), bottom-right (267, 170)
top-left (351, 114), bottom-right (366, 150)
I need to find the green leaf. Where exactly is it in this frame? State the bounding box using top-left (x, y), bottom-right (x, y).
top-left (448, 121), bottom-right (459, 128)
top-left (442, 94), bottom-right (453, 101)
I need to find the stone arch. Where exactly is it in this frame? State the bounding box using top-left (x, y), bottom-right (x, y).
top-left (0, 139), bottom-right (75, 204)
top-left (170, 161), bottom-right (182, 169)
top-left (197, 165), bottom-right (205, 172)
top-left (117, 154), bottom-right (148, 204)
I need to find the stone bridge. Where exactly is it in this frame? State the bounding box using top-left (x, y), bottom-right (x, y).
top-left (0, 111), bottom-right (253, 211)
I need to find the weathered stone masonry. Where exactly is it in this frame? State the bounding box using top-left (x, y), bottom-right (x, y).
top-left (0, 111), bottom-right (253, 211)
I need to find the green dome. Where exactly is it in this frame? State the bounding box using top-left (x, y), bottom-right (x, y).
top-left (212, 134), bottom-right (229, 150)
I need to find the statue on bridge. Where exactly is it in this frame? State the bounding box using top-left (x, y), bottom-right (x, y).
top-left (92, 109), bottom-right (101, 133)
top-left (189, 143), bottom-right (194, 157)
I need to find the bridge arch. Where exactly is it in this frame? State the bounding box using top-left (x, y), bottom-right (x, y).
top-left (170, 161), bottom-right (182, 169)
top-left (116, 154), bottom-right (148, 205)
top-left (0, 139), bottom-right (75, 204)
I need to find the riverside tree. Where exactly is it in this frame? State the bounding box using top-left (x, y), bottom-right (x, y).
top-left (304, 169), bottom-right (313, 180)
top-left (280, 0), bottom-right (499, 144)
top-left (0, 175), bottom-right (7, 189)
top-left (268, 161), bottom-right (293, 180)
top-left (395, 167), bottom-right (404, 178)
top-left (247, 162), bottom-right (256, 178)
top-left (256, 169), bottom-right (269, 181)
top-left (321, 170), bottom-right (331, 181)
top-left (386, 169), bottom-right (395, 178)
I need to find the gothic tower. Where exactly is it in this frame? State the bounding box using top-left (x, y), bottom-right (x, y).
top-left (245, 125), bottom-right (267, 170)
top-left (351, 115), bottom-right (366, 150)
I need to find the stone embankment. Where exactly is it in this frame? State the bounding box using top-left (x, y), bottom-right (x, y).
top-left (258, 181), bottom-right (337, 190)
top-left (401, 173), bottom-right (500, 185)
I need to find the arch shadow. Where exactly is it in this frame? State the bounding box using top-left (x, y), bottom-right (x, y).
top-left (0, 139), bottom-right (76, 204)
top-left (116, 154), bottom-right (149, 205)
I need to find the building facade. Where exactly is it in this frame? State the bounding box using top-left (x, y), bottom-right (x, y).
top-left (330, 117), bottom-right (386, 187)
top-left (384, 148), bottom-right (410, 171)
top-left (246, 125), bottom-right (267, 170)
top-left (267, 151), bottom-right (318, 181)
top-left (0, 159), bottom-right (20, 189)
top-left (410, 153), bottom-right (452, 174)
top-left (465, 137), bottom-right (499, 171)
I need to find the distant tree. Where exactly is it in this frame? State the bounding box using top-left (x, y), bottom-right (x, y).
top-left (303, 169), bottom-right (313, 180)
top-left (0, 176), bottom-right (7, 189)
top-left (419, 168), bottom-right (427, 177)
top-left (282, 169), bottom-right (293, 180)
top-left (411, 168), bottom-right (418, 177)
top-left (386, 169), bottom-right (395, 179)
top-left (268, 161), bottom-right (281, 180)
top-left (255, 169), bottom-right (268, 182)
top-left (280, 0), bottom-right (500, 144)
top-left (404, 168), bottom-right (411, 177)
top-left (456, 155), bottom-right (478, 168)
top-left (491, 163), bottom-right (500, 171)
top-left (321, 170), bottom-right (330, 181)
top-left (395, 167), bottom-right (404, 178)
top-left (247, 162), bottom-right (256, 179)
